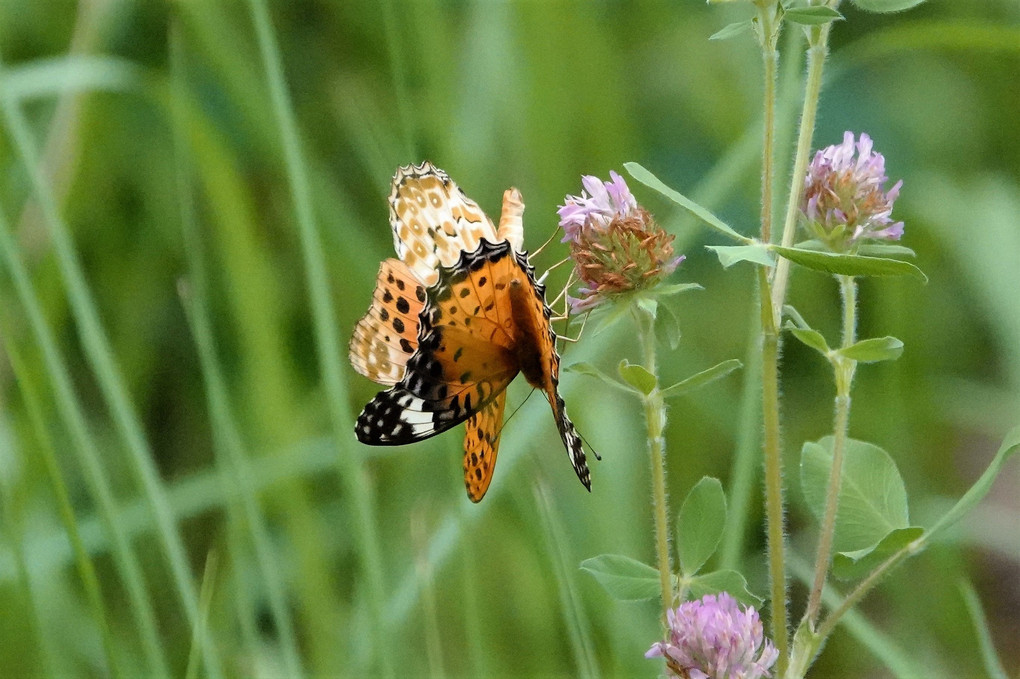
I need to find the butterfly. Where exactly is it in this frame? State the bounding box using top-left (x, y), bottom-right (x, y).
top-left (349, 162), bottom-right (592, 502)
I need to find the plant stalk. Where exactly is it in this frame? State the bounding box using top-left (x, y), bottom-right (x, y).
top-left (638, 306), bottom-right (675, 617)
top-left (753, 1), bottom-right (789, 669)
top-left (758, 267), bottom-right (789, 670)
top-left (770, 20), bottom-right (835, 316)
top-left (804, 274), bottom-right (857, 628)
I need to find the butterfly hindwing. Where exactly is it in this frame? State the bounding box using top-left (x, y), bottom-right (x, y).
top-left (349, 259), bottom-right (427, 385)
top-left (389, 162), bottom-right (499, 286)
top-left (463, 390), bottom-right (507, 502)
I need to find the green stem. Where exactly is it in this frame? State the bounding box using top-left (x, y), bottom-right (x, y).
top-left (804, 275), bottom-right (857, 628)
top-left (638, 306), bottom-right (674, 617)
top-left (757, 2), bottom-right (780, 244)
top-left (770, 20), bottom-right (835, 316)
top-left (816, 534), bottom-right (922, 640)
top-left (752, 3), bottom-right (789, 670)
top-left (757, 266), bottom-right (789, 669)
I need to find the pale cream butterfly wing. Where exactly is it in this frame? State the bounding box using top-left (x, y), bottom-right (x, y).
top-left (388, 162), bottom-right (501, 286)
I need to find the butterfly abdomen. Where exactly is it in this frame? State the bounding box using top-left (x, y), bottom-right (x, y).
top-left (508, 277), bottom-right (551, 390)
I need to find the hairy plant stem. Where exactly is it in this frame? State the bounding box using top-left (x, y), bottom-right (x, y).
top-left (816, 534), bottom-right (923, 641)
top-left (757, 5), bottom-right (780, 244)
top-left (753, 1), bottom-right (789, 671)
top-left (770, 20), bottom-right (835, 317)
top-left (637, 305), bottom-right (675, 618)
top-left (758, 266), bottom-right (788, 671)
top-left (803, 275), bottom-right (858, 628)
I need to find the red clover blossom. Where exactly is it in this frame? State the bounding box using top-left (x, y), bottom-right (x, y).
top-left (646, 593), bottom-right (778, 679)
top-left (801, 131), bottom-right (904, 252)
top-left (558, 171), bottom-right (683, 313)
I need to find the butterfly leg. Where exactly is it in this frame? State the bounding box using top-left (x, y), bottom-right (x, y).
top-left (530, 222), bottom-right (564, 258)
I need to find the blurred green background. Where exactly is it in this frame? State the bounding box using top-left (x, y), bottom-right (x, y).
top-left (0, 1), bottom-right (1017, 677)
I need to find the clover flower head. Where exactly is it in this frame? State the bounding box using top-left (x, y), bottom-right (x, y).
top-left (646, 593), bottom-right (778, 679)
top-left (558, 171), bottom-right (683, 313)
top-left (801, 131), bottom-right (904, 252)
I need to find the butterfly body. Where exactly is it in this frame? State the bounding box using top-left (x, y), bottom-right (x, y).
top-left (350, 162), bottom-right (590, 502)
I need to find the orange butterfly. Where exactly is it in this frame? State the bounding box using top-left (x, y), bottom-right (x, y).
top-left (350, 162), bottom-right (591, 502)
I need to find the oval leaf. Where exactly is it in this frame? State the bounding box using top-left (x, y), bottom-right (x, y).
top-left (786, 326), bottom-right (831, 356)
top-left (660, 359), bottom-right (743, 399)
top-left (852, 0), bottom-right (926, 12)
top-left (771, 245), bottom-right (927, 281)
top-left (925, 424), bottom-right (1020, 540)
top-left (564, 362), bottom-right (635, 395)
top-left (709, 20), bottom-right (753, 40)
top-left (580, 554), bottom-right (661, 601)
top-left (832, 526), bottom-right (924, 580)
top-left (800, 437), bottom-right (909, 552)
top-left (618, 360), bottom-right (656, 395)
top-left (856, 243), bottom-right (917, 258)
top-left (706, 244), bottom-right (776, 269)
top-left (676, 477), bottom-right (727, 576)
top-left (624, 162), bottom-right (747, 243)
top-left (838, 336), bottom-right (904, 363)
top-left (784, 6), bottom-right (844, 25)
top-left (686, 570), bottom-right (763, 608)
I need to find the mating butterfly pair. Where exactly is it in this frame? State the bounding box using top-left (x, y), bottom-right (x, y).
top-left (349, 162), bottom-right (591, 502)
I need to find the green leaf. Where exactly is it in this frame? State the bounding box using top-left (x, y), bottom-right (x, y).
top-left (0, 56), bottom-right (143, 102)
top-left (771, 245), bottom-right (927, 281)
top-left (564, 362), bottom-right (634, 395)
top-left (580, 554), bottom-right (661, 601)
top-left (618, 360), bottom-right (657, 395)
top-left (656, 301), bottom-right (682, 351)
top-left (925, 425), bottom-right (1020, 541)
top-left (651, 283), bottom-right (703, 297)
top-left (589, 298), bottom-right (635, 336)
top-left (709, 21), bottom-right (753, 40)
top-left (624, 162), bottom-right (747, 243)
top-left (782, 304), bottom-right (810, 329)
top-left (660, 359), bottom-right (743, 399)
top-left (786, 326), bottom-right (831, 356)
top-left (851, 0), bottom-right (926, 12)
top-left (855, 243), bottom-right (917, 258)
top-left (676, 478), bottom-right (727, 576)
top-left (686, 570), bottom-right (763, 608)
top-left (706, 244), bottom-right (776, 269)
top-left (800, 437), bottom-right (909, 552)
top-left (959, 580), bottom-right (1011, 679)
top-left (832, 526), bottom-right (924, 580)
top-left (784, 6), bottom-right (844, 25)
top-left (635, 296), bottom-right (658, 319)
top-left (838, 336), bottom-right (904, 363)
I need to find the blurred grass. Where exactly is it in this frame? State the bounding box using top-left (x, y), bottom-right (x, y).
top-left (0, 1), bottom-right (1017, 676)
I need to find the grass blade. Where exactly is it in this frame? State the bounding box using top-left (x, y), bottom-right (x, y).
top-left (1, 338), bottom-right (121, 678)
top-left (0, 204), bottom-right (169, 678)
top-left (171, 21), bottom-right (306, 676)
top-left (0, 53), bottom-right (222, 677)
top-left (245, 2), bottom-right (392, 675)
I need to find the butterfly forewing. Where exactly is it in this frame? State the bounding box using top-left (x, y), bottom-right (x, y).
top-left (389, 162), bottom-right (499, 286)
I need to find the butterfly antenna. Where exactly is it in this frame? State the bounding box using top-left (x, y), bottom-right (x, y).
top-left (531, 223), bottom-right (563, 258)
top-left (578, 429), bottom-right (602, 461)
